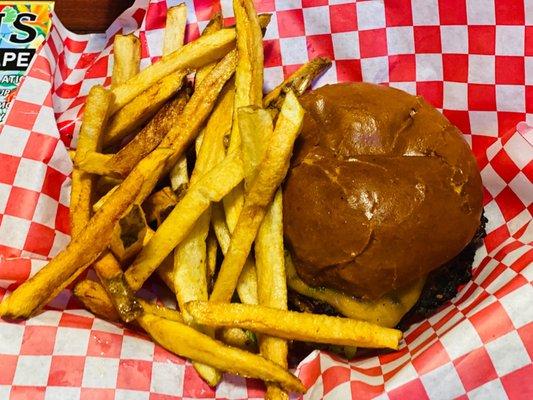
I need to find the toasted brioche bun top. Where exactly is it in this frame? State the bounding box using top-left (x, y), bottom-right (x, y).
top-left (283, 83), bottom-right (483, 300)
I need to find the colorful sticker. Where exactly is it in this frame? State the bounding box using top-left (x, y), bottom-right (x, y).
top-left (0, 1), bottom-right (54, 122)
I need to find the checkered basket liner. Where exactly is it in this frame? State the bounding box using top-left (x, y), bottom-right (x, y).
top-left (0, 1), bottom-right (532, 399)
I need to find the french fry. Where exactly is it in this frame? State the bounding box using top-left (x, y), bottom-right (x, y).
top-left (187, 302), bottom-right (403, 350)
top-left (163, 4), bottom-right (187, 55)
top-left (160, 50), bottom-right (237, 164)
top-left (210, 203), bottom-right (258, 304)
top-left (76, 152), bottom-right (114, 176)
top-left (210, 91), bottom-right (303, 303)
top-left (239, 98), bottom-right (288, 400)
top-left (169, 159), bottom-right (189, 195)
top-left (74, 279), bottom-right (221, 387)
top-left (139, 299), bottom-right (182, 322)
top-left (285, 254), bottom-right (425, 328)
top-left (93, 252), bottom-right (142, 323)
top-left (107, 89), bottom-right (190, 177)
top-left (219, 327), bottom-right (257, 352)
top-left (238, 107), bottom-right (273, 186)
top-left (193, 81), bottom-right (234, 175)
top-left (70, 85), bottom-right (113, 237)
top-left (221, 0), bottom-right (267, 307)
top-left (110, 27), bottom-right (236, 114)
top-left (143, 187), bottom-right (179, 227)
top-left (104, 71), bottom-right (187, 147)
top-left (236, 262), bottom-right (259, 305)
top-left (172, 81), bottom-right (234, 386)
top-left (263, 57), bottom-right (332, 110)
top-left (195, 13), bottom-right (223, 85)
top-left (206, 230), bottom-right (218, 285)
top-left (74, 279), bottom-right (182, 323)
top-left (95, 175), bottom-right (123, 198)
top-left (157, 253), bottom-right (176, 293)
top-left (256, 190), bottom-right (288, 400)
top-left (233, 0), bottom-right (264, 114)
top-left (109, 204), bottom-right (148, 263)
top-left (223, 0), bottom-right (265, 233)
top-left (164, 3), bottom-right (190, 195)
top-left (70, 85), bottom-right (142, 324)
top-left (173, 212), bottom-right (210, 320)
top-left (0, 150), bottom-right (171, 319)
top-left (92, 185), bottom-right (118, 212)
top-left (125, 151), bottom-right (244, 291)
top-left (137, 313), bottom-right (306, 393)
top-left (74, 279), bottom-right (120, 322)
top-left (173, 81), bottom-right (234, 316)
top-left (111, 34), bottom-right (141, 88)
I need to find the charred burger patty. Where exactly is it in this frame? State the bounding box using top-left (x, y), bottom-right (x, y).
top-left (283, 82), bottom-right (485, 324)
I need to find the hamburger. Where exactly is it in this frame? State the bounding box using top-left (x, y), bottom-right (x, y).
top-left (282, 83), bottom-right (486, 333)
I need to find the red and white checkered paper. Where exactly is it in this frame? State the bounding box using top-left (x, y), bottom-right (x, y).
top-left (0, 0), bottom-right (532, 399)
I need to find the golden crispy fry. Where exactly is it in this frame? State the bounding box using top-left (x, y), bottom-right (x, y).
top-left (238, 107), bottom-right (273, 186)
top-left (223, 0), bottom-right (265, 233)
top-left (285, 254), bottom-right (425, 328)
top-left (169, 157), bottom-right (189, 195)
top-left (92, 185), bottom-right (118, 212)
top-left (233, 0), bottom-right (264, 112)
top-left (143, 187), bottom-right (178, 226)
top-left (95, 175), bottom-right (123, 197)
top-left (0, 151), bottom-right (171, 319)
top-left (256, 190), bottom-right (288, 400)
top-left (177, 14), bottom-right (223, 202)
top-left (263, 57), bottom-right (332, 110)
top-left (71, 85), bottom-right (113, 237)
top-left (160, 50), bottom-right (237, 163)
top-left (93, 252), bottom-right (142, 323)
top-left (112, 34), bottom-right (141, 88)
top-left (74, 279), bottom-right (120, 321)
top-left (164, 4), bottom-right (190, 195)
top-left (219, 327), bottom-right (257, 352)
top-left (210, 91), bottom-right (303, 303)
top-left (195, 13), bottom-right (223, 85)
top-left (169, 12), bottom-right (225, 198)
top-left (68, 85), bottom-right (142, 325)
top-left (232, 109), bottom-right (279, 307)
top-left (173, 211), bottom-right (210, 321)
top-left (163, 4), bottom-right (187, 55)
top-left (222, 1), bottom-right (266, 304)
top-left (193, 82), bottom-right (234, 179)
top-left (74, 279), bottom-right (182, 323)
top-left (173, 81), bottom-right (234, 317)
top-left (137, 313), bottom-right (306, 393)
top-left (156, 253), bottom-right (175, 293)
top-left (108, 89), bottom-right (190, 177)
top-left (138, 299), bottom-right (182, 322)
top-left (68, 149), bottom-right (76, 161)
top-left (125, 151), bottom-right (244, 291)
top-left (206, 230), bottom-right (218, 285)
top-left (110, 27), bottom-right (236, 114)
top-left (213, 107), bottom-right (265, 305)
top-left (105, 71), bottom-right (187, 147)
top-left (210, 203), bottom-right (258, 305)
top-left (110, 204), bottom-right (148, 262)
top-left (239, 101), bottom-right (288, 400)
top-left (236, 261), bottom-right (259, 304)
top-left (211, 202), bottom-right (231, 251)
top-left (187, 301), bottom-right (402, 350)
top-left (76, 151), bottom-right (114, 176)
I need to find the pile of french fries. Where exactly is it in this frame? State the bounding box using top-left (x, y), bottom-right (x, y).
top-left (0, 1), bottom-right (405, 397)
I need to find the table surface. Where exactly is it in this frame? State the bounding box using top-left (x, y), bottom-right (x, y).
top-left (54, 0), bottom-right (134, 33)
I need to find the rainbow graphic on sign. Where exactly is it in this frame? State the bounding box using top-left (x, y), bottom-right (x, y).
top-left (0, 1), bottom-right (53, 122)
